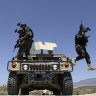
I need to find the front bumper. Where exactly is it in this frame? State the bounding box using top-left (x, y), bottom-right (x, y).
top-left (20, 72), bottom-right (61, 90)
top-left (7, 60), bottom-right (73, 72)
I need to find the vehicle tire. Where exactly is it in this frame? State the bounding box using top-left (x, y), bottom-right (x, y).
top-left (53, 89), bottom-right (61, 95)
top-left (21, 88), bottom-right (29, 95)
top-left (62, 72), bottom-right (73, 95)
top-left (7, 72), bottom-right (19, 95)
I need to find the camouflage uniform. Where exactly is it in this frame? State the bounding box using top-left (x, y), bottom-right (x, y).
top-left (16, 24), bottom-right (34, 60)
top-left (75, 33), bottom-right (91, 64)
top-left (73, 23), bottom-right (95, 70)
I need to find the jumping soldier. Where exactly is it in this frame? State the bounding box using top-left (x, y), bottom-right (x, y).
top-left (15, 23), bottom-right (34, 60)
top-left (72, 23), bottom-right (95, 70)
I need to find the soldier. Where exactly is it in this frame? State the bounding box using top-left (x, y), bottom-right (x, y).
top-left (15, 23), bottom-right (34, 60)
top-left (72, 23), bottom-right (95, 70)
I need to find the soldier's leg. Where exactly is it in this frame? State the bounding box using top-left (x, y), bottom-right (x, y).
top-left (75, 56), bottom-right (83, 61)
top-left (84, 49), bottom-right (95, 70)
top-left (17, 48), bottom-right (23, 60)
top-left (83, 47), bottom-right (91, 64)
top-left (85, 51), bottom-right (91, 64)
top-left (71, 45), bottom-right (85, 64)
top-left (17, 47), bottom-right (26, 60)
top-left (25, 40), bottom-right (32, 59)
top-left (75, 45), bottom-right (85, 61)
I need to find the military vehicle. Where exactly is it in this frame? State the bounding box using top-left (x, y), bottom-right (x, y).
top-left (7, 42), bottom-right (73, 95)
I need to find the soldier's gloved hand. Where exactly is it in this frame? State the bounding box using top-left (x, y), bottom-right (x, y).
top-left (87, 27), bottom-right (91, 31)
top-left (15, 29), bottom-right (17, 33)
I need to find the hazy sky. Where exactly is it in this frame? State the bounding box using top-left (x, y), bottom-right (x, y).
top-left (0, 0), bottom-right (96, 84)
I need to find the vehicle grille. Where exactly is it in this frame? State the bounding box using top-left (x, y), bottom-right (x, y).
top-left (30, 64), bottom-right (51, 71)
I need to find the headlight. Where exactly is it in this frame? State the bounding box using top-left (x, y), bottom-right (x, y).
top-left (11, 62), bottom-right (17, 68)
top-left (8, 62), bottom-right (20, 71)
top-left (52, 64), bottom-right (58, 71)
top-left (61, 63), bottom-right (69, 68)
top-left (22, 64), bottom-right (29, 70)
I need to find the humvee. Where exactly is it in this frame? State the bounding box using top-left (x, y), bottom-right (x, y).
top-left (7, 42), bottom-right (73, 95)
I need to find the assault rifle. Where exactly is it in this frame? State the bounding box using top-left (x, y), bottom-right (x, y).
top-left (13, 38), bottom-right (24, 52)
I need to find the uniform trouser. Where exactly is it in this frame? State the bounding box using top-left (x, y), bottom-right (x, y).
top-left (75, 44), bottom-right (91, 65)
top-left (17, 39), bottom-right (33, 60)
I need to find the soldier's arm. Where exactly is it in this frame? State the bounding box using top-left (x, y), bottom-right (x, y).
top-left (25, 31), bottom-right (32, 38)
top-left (84, 35), bottom-right (90, 38)
top-left (20, 31), bottom-right (33, 40)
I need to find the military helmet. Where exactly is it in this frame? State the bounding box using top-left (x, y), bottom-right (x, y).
top-left (20, 23), bottom-right (26, 28)
top-left (17, 22), bottom-right (27, 28)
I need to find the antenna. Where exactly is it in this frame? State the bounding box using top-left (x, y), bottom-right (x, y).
top-left (79, 20), bottom-right (83, 30)
top-left (81, 20), bottom-right (82, 25)
top-left (80, 20), bottom-right (83, 26)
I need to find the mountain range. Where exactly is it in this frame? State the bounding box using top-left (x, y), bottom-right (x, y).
top-left (74, 78), bottom-right (96, 87)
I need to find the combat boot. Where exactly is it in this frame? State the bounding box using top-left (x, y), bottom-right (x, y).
top-left (71, 58), bottom-right (76, 65)
top-left (87, 65), bottom-right (96, 70)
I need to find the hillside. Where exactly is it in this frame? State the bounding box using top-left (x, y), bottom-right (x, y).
top-left (73, 86), bottom-right (96, 95)
top-left (74, 78), bottom-right (96, 87)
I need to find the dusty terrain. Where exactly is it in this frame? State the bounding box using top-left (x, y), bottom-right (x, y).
top-left (0, 85), bottom-right (96, 95)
